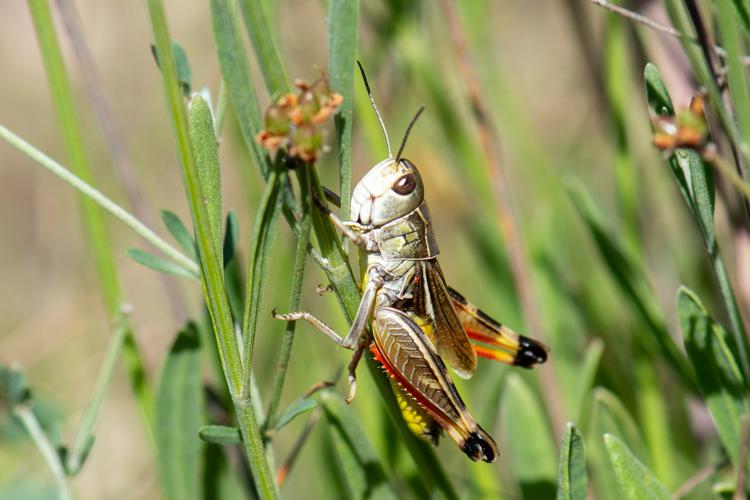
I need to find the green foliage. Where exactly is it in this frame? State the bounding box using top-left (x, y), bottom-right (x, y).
top-left (155, 323), bottom-right (204, 500)
top-left (557, 423), bottom-right (587, 500)
top-left (128, 248), bottom-right (198, 279)
top-left (604, 434), bottom-right (671, 500)
top-left (320, 392), bottom-right (397, 500)
top-left (678, 287), bottom-right (750, 471)
top-left (6, 0), bottom-right (750, 498)
top-left (272, 398), bottom-right (317, 432)
top-left (199, 425), bottom-right (242, 446)
top-left (328, 0), bottom-right (359, 218)
top-left (500, 374), bottom-right (556, 498)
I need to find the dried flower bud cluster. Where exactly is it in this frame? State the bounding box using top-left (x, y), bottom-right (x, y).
top-left (256, 75), bottom-right (343, 163)
top-left (652, 96), bottom-right (709, 151)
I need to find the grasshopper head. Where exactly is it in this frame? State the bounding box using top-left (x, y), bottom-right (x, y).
top-left (350, 158), bottom-right (424, 227)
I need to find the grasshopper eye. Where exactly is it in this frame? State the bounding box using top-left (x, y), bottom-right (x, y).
top-left (392, 174), bottom-right (417, 195)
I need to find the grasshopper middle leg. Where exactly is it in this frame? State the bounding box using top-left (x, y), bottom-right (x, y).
top-left (272, 266), bottom-right (386, 401)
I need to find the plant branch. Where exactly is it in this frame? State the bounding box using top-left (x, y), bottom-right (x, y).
top-left (0, 125), bottom-right (200, 277)
top-left (264, 169), bottom-right (313, 428)
top-left (14, 404), bottom-right (72, 500)
top-left (67, 310), bottom-right (129, 474)
top-left (704, 147), bottom-right (750, 202)
top-left (587, 0), bottom-right (750, 64)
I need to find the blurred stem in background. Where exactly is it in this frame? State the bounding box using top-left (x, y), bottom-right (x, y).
top-left (26, 0), bottom-right (154, 431)
top-left (53, 0), bottom-right (189, 322)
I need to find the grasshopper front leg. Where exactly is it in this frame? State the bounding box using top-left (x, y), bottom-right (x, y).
top-left (273, 266), bottom-right (386, 401)
top-left (314, 196), bottom-right (378, 252)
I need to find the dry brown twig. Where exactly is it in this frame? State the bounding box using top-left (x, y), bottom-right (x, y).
top-left (587, 0), bottom-right (750, 64)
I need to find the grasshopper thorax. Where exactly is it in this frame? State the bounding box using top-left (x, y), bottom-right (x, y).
top-left (350, 157), bottom-right (424, 227)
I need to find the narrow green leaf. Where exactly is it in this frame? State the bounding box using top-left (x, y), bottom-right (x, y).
top-left (567, 181), bottom-right (695, 388)
top-left (161, 209), bottom-right (197, 261)
top-left (128, 248), bottom-right (198, 279)
top-left (319, 391), bottom-right (398, 500)
top-left (67, 317), bottom-right (129, 474)
top-left (718, 1), bottom-right (750, 149)
top-left (500, 373), bottom-right (556, 498)
top-left (643, 63), bottom-right (674, 117)
top-left (151, 41), bottom-right (192, 97)
top-left (587, 388), bottom-right (649, 500)
top-left (209, 0), bottom-right (268, 176)
top-left (643, 62), bottom-right (750, 390)
top-left (0, 363), bottom-right (31, 407)
top-left (222, 210), bottom-right (240, 267)
top-left (557, 423), bottom-right (587, 500)
top-left (646, 66), bottom-right (711, 238)
top-left (328, 0), bottom-right (359, 219)
top-left (603, 434), bottom-right (671, 500)
top-left (240, 169), bottom-right (283, 393)
top-left (730, 0), bottom-right (750, 40)
top-left (155, 323), bottom-right (204, 500)
top-left (273, 398), bottom-right (316, 432)
top-left (572, 338), bottom-right (604, 422)
top-left (678, 287), bottom-right (750, 470)
top-left (591, 388), bottom-right (648, 460)
top-left (188, 95), bottom-right (222, 259)
top-left (198, 425), bottom-right (242, 445)
top-left (238, 0), bottom-right (288, 95)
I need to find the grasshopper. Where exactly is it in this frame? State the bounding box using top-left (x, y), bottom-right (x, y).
top-left (274, 65), bottom-right (548, 462)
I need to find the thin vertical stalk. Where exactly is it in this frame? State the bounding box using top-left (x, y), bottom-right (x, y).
top-left (14, 405), bottom-right (72, 500)
top-left (240, 168), bottom-right (283, 398)
top-left (145, 0), bottom-right (277, 496)
top-left (265, 169), bottom-right (313, 428)
top-left (27, 0), bottom-right (153, 424)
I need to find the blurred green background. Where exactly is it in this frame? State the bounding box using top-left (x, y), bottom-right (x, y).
top-left (2, 0), bottom-right (748, 499)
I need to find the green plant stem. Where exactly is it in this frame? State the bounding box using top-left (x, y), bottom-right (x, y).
top-left (145, 0), bottom-right (277, 496)
top-left (328, 0), bottom-right (358, 220)
top-left (0, 125), bottom-right (199, 277)
top-left (240, 168), bottom-right (283, 398)
top-left (703, 151), bottom-right (750, 378)
top-left (214, 78), bottom-right (229, 137)
top-left (238, 0), bottom-right (288, 94)
top-left (662, 0), bottom-right (750, 163)
top-left (265, 171), bottom-right (313, 428)
top-left (68, 312), bottom-right (129, 473)
top-left (716, 1), bottom-right (750, 147)
top-left (14, 405), bottom-right (72, 500)
top-left (708, 150), bottom-right (750, 202)
top-left (27, 0), bottom-right (153, 426)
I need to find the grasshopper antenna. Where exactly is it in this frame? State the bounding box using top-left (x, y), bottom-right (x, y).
top-left (357, 61), bottom-right (392, 157)
top-left (395, 106), bottom-right (425, 162)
